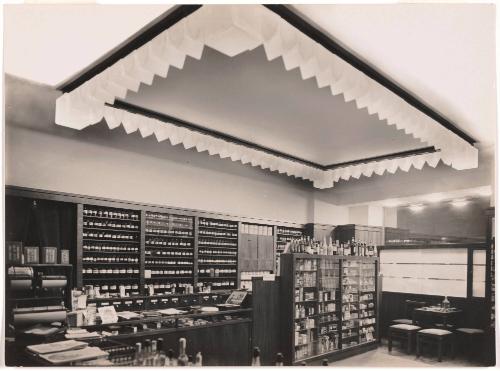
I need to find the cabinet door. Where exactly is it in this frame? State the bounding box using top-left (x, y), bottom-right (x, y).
top-left (257, 235), bottom-right (274, 271)
top-left (240, 234), bottom-right (257, 271)
top-left (247, 234), bottom-right (259, 271)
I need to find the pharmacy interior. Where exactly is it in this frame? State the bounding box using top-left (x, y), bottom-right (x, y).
top-left (3, 4), bottom-right (496, 367)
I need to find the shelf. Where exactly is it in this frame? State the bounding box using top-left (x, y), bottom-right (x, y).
top-left (147, 276), bottom-right (193, 280)
top-left (83, 215), bottom-right (140, 222)
top-left (145, 246), bottom-right (193, 250)
top-left (8, 296), bottom-right (65, 301)
top-left (145, 256), bottom-right (193, 260)
top-left (198, 236), bottom-right (238, 241)
top-left (198, 263), bottom-right (237, 266)
top-left (145, 265), bottom-right (193, 268)
top-left (83, 250), bottom-right (139, 255)
top-left (198, 225), bottom-right (238, 232)
top-left (198, 276), bottom-right (237, 279)
top-left (198, 245), bottom-right (237, 249)
top-left (198, 253), bottom-right (237, 257)
top-left (82, 262), bottom-right (139, 265)
top-left (83, 227), bottom-right (139, 233)
top-left (83, 238), bottom-right (139, 244)
top-left (6, 263), bottom-right (72, 267)
top-left (145, 234), bottom-right (194, 239)
top-left (83, 277), bottom-right (140, 281)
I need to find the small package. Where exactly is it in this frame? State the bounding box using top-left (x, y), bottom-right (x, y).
top-left (24, 246), bottom-right (39, 264)
top-left (41, 247), bottom-right (58, 264)
top-left (7, 241), bottom-right (23, 264)
top-left (60, 250), bottom-right (70, 264)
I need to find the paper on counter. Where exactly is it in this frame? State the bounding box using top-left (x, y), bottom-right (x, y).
top-left (65, 330), bottom-right (101, 340)
top-left (117, 311), bottom-right (141, 320)
top-left (157, 308), bottom-right (187, 315)
top-left (97, 305), bottom-right (118, 324)
top-left (27, 340), bottom-right (88, 355)
top-left (39, 346), bottom-right (108, 365)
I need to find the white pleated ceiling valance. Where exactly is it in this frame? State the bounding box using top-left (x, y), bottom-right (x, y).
top-left (55, 5), bottom-right (478, 189)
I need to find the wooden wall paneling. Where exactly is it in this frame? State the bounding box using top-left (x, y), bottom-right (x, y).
top-left (6, 185), bottom-right (306, 231)
top-left (76, 203), bottom-right (83, 288)
top-left (252, 277), bottom-right (282, 366)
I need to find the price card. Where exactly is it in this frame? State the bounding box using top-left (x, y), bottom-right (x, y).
top-left (97, 306), bottom-right (118, 324)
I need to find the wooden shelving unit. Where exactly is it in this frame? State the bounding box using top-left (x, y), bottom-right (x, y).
top-left (80, 205), bottom-right (141, 296)
top-left (279, 254), bottom-right (378, 365)
top-left (276, 226), bottom-right (305, 275)
top-left (144, 211), bottom-right (195, 295)
top-left (197, 217), bottom-right (239, 291)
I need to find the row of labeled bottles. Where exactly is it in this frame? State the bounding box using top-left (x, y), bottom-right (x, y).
top-left (286, 237), bottom-right (377, 257)
top-left (133, 338), bottom-right (202, 366)
top-left (83, 244), bottom-right (139, 253)
top-left (83, 219), bottom-right (139, 231)
top-left (146, 238), bottom-right (193, 247)
top-left (145, 227), bottom-right (192, 237)
top-left (145, 259), bottom-right (192, 266)
top-left (199, 229), bottom-right (237, 238)
top-left (83, 231), bottom-right (137, 241)
top-left (199, 218), bottom-right (237, 230)
top-left (84, 208), bottom-right (140, 220)
top-left (146, 250), bottom-right (193, 257)
top-left (83, 256), bottom-right (138, 263)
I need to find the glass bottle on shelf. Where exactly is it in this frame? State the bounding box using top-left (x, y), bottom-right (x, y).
top-left (251, 347), bottom-right (261, 366)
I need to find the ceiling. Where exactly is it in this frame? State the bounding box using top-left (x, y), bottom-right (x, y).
top-left (123, 45), bottom-right (425, 166)
top-left (4, 3), bottom-right (496, 149)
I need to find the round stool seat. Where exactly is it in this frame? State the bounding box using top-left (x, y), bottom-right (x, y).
top-left (392, 318), bottom-right (413, 325)
top-left (455, 328), bottom-right (484, 335)
top-left (391, 324), bottom-right (421, 331)
top-left (418, 328), bottom-right (452, 336)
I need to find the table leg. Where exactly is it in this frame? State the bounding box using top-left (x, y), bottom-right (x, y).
top-left (407, 333), bottom-right (412, 354)
top-left (438, 339), bottom-right (443, 362)
top-left (388, 330), bottom-right (393, 352)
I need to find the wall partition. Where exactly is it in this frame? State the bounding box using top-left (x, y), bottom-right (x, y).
top-left (379, 243), bottom-right (487, 299)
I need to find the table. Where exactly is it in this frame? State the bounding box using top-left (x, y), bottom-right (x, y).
top-left (413, 307), bottom-right (462, 328)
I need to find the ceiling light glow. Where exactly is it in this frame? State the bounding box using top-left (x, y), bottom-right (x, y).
top-left (451, 198), bottom-right (469, 208)
top-left (409, 204), bottom-right (425, 212)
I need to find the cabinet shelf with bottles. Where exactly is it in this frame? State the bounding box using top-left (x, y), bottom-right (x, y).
top-left (79, 205), bottom-right (142, 296)
top-left (279, 254), bottom-right (378, 365)
top-left (145, 211), bottom-right (195, 296)
top-left (197, 217), bottom-right (239, 292)
top-left (276, 227), bottom-right (305, 275)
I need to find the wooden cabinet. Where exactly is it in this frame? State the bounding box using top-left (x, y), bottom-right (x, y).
top-left (334, 224), bottom-right (384, 246)
top-left (239, 229), bottom-right (274, 272)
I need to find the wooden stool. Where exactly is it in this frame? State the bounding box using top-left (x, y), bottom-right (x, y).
top-left (416, 329), bottom-right (455, 362)
top-left (455, 328), bottom-right (485, 361)
top-left (388, 324), bottom-right (421, 354)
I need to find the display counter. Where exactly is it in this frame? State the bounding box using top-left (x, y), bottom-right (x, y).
top-left (13, 306), bottom-right (252, 366)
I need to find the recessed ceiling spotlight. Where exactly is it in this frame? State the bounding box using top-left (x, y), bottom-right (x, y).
top-left (409, 204), bottom-right (425, 212)
top-left (450, 198), bottom-right (469, 208)
top-left (426, 194), bottom-right (445, 203)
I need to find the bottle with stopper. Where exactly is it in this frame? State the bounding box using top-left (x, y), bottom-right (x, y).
top-left (251, 347), bottom-right (261, 366)
top-left (275, 352), bottom-right (284, 366)
top-left (177, 338), bottom-right (189, 366)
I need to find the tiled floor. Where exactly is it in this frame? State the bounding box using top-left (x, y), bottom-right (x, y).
top-left (307, 342), bottom-right (483, 367)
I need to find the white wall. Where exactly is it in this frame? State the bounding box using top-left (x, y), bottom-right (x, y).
top-left (5, 75), bottom-right (314, 224)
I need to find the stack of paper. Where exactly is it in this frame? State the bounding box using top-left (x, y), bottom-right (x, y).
top-left (27, 340), bottom-right (88, 355)
top-left (39, 347), bottom-right (108, 365)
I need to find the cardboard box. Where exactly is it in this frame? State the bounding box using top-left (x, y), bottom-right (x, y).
top-left (7, 241), bottom-right (23, 264)
top-left (60, 250), bottom-right (70, 264)
top-left (24, 246), bottom-right (39, 264)
top-left (41, 247), bottom-right (58, 264)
